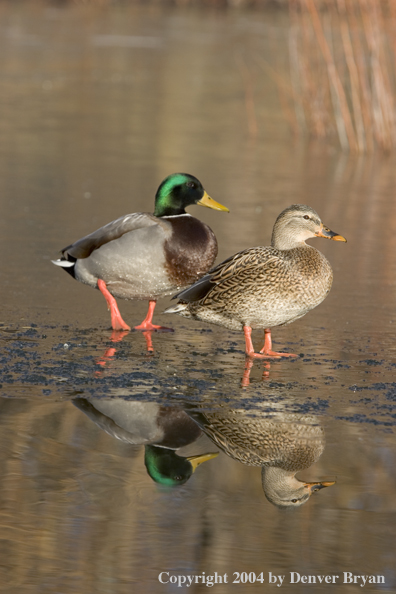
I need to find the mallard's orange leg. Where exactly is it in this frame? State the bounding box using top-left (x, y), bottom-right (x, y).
top-left (244, 326), bottom-right (297, 358)
top-left (97, 279), bottom-right (131, 331)
top-left (259, 328), bottom-right (297, 358)
top-left (244, 326), bottom-right (281, 359)
top-left (134, 301), bottom-right (173, 332)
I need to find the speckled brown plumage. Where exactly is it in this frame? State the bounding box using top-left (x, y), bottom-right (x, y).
top-left (166, 204), bottom-right (346, 357)
top-left (177, 245), bottom-right (333, 331)
top-left (190, 407), bottom-right (324, 471)
top-left (189, 405), bottom-right (334, 507)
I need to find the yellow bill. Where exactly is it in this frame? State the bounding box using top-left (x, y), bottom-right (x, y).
top-left (198, 191), bottom-right (229, 212)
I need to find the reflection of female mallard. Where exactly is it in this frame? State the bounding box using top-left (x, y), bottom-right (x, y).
top-left (189, 406), bottom-right (334, 507)
top-left (166, 204), bottom-right (346, 357)
top-left (74, 398), bottom-right (217, 486)
top-left (53, 173), bottom-right (228, 331)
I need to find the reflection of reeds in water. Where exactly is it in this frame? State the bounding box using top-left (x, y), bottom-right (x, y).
top-left (285, 0), bottom-right (396, 152)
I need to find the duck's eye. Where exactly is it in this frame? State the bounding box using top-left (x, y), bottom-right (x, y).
top-left (186, 181), bottom-right (196, 189)
top-left (291, 499), bottom-right (298, 503)
top-left (303, 215), bottom-right (310, 220)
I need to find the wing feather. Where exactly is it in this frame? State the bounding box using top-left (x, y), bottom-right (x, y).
top-left (175, 247), bottom-right (282, 303)
top-left (61, 212), bottom-right (166, 260)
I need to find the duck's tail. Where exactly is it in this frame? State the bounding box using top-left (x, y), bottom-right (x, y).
top-left (163, 303), bottom-right (191, 317)
top-left (51, 258), bottom-right (76, 278)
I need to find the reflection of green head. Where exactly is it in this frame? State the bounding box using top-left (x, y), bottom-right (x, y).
top-left (144, 445), bottom-right (218, 487)
top-left (153, 173), bottom-right (229, 217)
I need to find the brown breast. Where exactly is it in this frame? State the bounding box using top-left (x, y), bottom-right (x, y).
top-left (163, 216), bottom-right (218, 287)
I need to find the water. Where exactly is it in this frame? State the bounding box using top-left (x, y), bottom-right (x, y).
top-left (1, 2), bottom-right (396, 592)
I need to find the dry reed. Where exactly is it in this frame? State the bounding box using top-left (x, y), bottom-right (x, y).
top-left (285, 0), bottom-right (396, 151)
top-left (63, 0), bottom-right (290, 5)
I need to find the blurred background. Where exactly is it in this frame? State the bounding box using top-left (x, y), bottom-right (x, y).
top-left (1, 1), bottom-right (396, 593)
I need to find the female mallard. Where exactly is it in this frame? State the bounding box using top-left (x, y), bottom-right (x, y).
top-left (165, 204), bottom-right (346, 358)
top-left (52, 173), bottom-right (228, 332)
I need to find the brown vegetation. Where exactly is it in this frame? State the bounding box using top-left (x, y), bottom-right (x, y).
top-left (284, 0), bottom-right (396, 151)
top-left (54, 0), bottom-right (288, 6)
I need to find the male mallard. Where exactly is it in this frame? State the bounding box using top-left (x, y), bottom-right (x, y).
top-left (52, 173), bottom-right (229, 332)
top-left (165, 204), bottom-right (346, 357)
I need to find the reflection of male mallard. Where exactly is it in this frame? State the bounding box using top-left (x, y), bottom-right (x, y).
top-left (73, 399), bottom-right (217, 486)
top-left (189, 406), bottom-right (334, 507)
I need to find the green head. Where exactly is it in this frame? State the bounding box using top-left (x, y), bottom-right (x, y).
top-left (153, 173), bottom-right (229, 217)
top-left (144, 445), bottom-right (218, 486)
